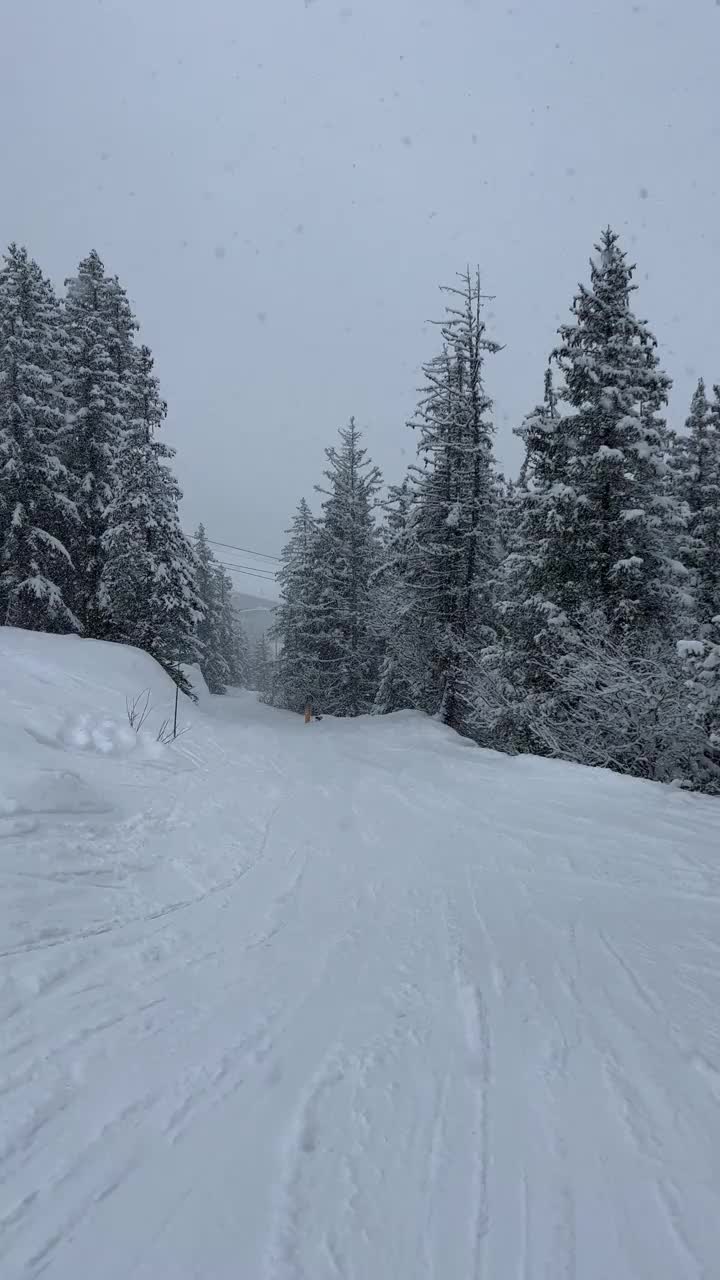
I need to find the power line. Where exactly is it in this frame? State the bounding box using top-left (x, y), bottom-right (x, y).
top-left (188, 530), bottom-right (279, 581)
top-left (218, 559), bottom-right (276, 582)
top-left (219, 565), bottom-right (276, 582)
top-left (207, 537), bottom-right (280, 562)
top-left (217, 557), bottom-right (276, 578)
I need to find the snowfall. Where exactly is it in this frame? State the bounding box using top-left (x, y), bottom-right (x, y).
top-left (1, 628), bottom-right (719, 1279)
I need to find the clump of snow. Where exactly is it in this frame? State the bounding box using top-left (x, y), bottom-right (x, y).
top-left (611, 555), bottom-right (644, 571)
top-left (54, 712), bottom-right (169, 759)
top-left (12, 769), bottom-right (109, 815)
top-left (58, 713), bottom-right (142, 755)
top-left (677, 638), bottom-right (706, 658)
top-left (445, 500), bottom-right (461, 528)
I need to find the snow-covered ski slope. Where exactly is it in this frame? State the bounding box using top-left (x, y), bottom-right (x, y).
top-left (1, 627), bottom-right (719, 1280)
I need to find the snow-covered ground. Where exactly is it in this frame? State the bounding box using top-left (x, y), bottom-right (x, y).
top-left (1, 626), bottom-right (719, 1280)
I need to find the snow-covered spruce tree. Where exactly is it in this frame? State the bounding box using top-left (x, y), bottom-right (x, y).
top-left (672, 379), bottom-right (720, 628)
top-left (516, 367), bottom-right (560, 493)
top-left (100, 344), bottom-right (202, 688)
top-left (400, 269), bottom-right (501, 732)
top-left (272, 497), bottom-right (321, 713)
top-left (681, 613), bottom-right (720, 776)
top-left (313, 419), bottom-right (382, 716)
top-left (486, 231), bottom-right (692, 772)
top-left (461, 467), bottom-right (528, 747)
top-left (672, 379), bottom-right (720, 759)
top-left (496, 474), bottom-right (523, 561)
top-left (62, 251), bottom-right (132, 634)
top-left (103, 270), bottom-right (138, 384)
top-left (193, 525), bottom-right (231, 694)
top-left (371, 476), bottom-right (418, 714)
top-left (251, 632), bottom-right (273, 702)
top-left (476, 366), bottom-right (568, 752)
top-left (216, 565), bottom-right (248, 688)
top-left (0, 245), bottom-right (79, 632)
top-left (549, 228), bottom-right (680, 637)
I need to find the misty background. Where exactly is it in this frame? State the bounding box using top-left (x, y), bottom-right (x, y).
top-left (3, 0), bottom-right (719, 596)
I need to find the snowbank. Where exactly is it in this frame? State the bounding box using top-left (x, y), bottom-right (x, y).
top-left (0, 628), bottom-right (187, 837)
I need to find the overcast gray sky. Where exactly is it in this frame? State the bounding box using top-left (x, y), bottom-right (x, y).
top-left (3, 0), bottom-right (719, 594)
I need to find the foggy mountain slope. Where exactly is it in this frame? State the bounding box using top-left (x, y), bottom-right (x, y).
top-left (232, 590), bottom-right (278, 648)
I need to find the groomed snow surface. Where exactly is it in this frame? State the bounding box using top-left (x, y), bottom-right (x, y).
top-left (1, 627), bottom-right (719, 1280)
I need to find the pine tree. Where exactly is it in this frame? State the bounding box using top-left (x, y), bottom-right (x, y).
top-left (372, 477), bottom-right (417, 714)
top-left (496, 475), bottom-right (522, 560)
top-left (549, 228), bottom-right (679, 637)
top-left (216, 565), bottom-right (248, 687)
top-left (100, 344), bottom-right (202, 686)
top-left (503, 230), bottom-right (680, 679)
top-left (673, 379), bottom-right (720, 627)
top-left (313, 419), bottom-right (382, 716)
top-left (272, 497), bottom-right (321, 712)
top-left (193, 524), bottom-right (230, 694)
top-left (491, 365), bottom-right (570, 734)
top-left (516, 367), bottom-right (560, 492)
top-left (251, 632), bottom-right (272, 701)
top-left (103, 271), bottom-right (139, 382)
top-left (488, 231), bottom-right (686, 762)
top-left (0, 245), bottom-right (79, 632)
top-left (62, 251), bottom-right (130, 634)
top-left (673, 380), bottom-right (720, 754)
top-left (400, 269), bottom-right (501, 730)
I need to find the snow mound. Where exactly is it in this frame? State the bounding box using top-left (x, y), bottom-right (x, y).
top-left (59, 713), bottom-right (138, 754)
top-left (1, 768), bottom-right (109, 817)
top-left (0, 625), bottom-right (187, 750)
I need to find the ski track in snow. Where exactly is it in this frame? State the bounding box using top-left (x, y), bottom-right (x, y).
top-left (1, 628), bottom-right (719, 1278)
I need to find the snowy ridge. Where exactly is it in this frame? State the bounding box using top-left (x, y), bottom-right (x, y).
top-left (1, 626), bottom-right (719, 1278)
